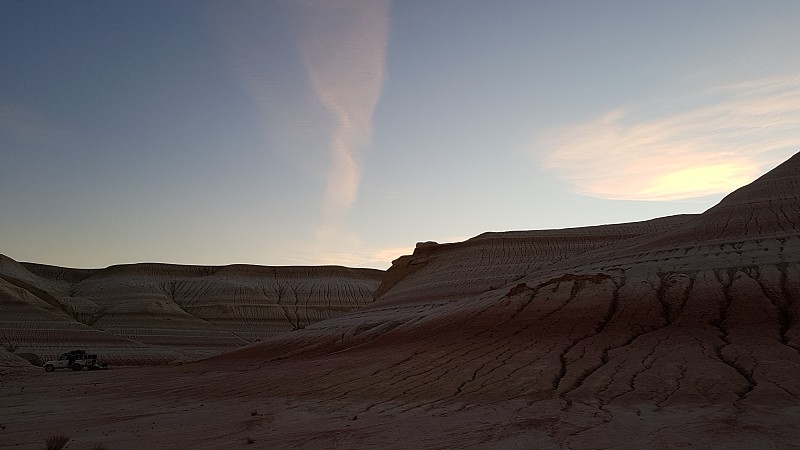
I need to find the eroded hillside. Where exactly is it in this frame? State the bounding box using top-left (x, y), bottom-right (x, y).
top-left (3, 155), bottom-right (800, 448)
top-left (0, 258), bottom-right (382, 365)
top-left (169, 152), bottom-right (800, 447)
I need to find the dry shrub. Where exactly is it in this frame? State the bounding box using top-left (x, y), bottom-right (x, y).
top-left (44, 435), bottom-right (70, 450)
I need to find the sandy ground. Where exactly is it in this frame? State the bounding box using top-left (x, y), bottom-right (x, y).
top-left (3, 364), bottom-right (800, 449)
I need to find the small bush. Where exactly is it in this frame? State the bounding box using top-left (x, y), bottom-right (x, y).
top-left (44, 435), bottom-right (70, 450)
top-left (246, 437), bottom-right (255, 444)
top-left (251, 410), bottom-right (258, 416)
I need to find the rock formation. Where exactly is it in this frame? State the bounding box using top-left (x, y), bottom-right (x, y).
top-left (2, 153), bottom-right (800, 448)
top-left (0, 257), bottom-right (382, 365)
top-left (176, 151), bottom-right (800, 447)
top-left (374, 214), bottom-right (693, 306)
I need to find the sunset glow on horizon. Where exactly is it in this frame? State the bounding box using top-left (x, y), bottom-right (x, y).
top-left (2, 1), bottom-right (800, 269)
top-left (639, 164), bottom-right (761, 201)
top-left (544, 76), bottom-right (800, 202)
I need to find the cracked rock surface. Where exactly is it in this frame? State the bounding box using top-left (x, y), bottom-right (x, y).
top-left (2, 153), bottom-right (800, 448)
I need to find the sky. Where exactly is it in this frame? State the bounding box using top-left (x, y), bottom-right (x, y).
top-left (2, 1), bottom-right (800, 270)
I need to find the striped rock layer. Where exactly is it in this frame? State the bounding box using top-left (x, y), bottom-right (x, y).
top-left (3, 153), bottom-right (800, 447)
top-left (190, 152), bottom-right (800, 437)
top-left (0, 259), bottom-right (382, 365)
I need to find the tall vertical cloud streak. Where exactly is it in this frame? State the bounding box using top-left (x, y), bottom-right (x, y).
top-left (210, 1), bottom-right (391, 266)
top-left (300, 0), bottom-right (390, 227)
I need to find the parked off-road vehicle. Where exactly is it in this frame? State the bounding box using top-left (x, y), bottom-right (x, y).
top-left (42, 350), bottom-right (101, 372)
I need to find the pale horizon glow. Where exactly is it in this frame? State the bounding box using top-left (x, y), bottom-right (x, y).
top-left (2, 1), bottom-right (800, 270)
top-left (544, 77), bottom-right (800, 201)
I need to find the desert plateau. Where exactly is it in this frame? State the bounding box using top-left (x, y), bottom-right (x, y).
top-left (0, 151), bottom-right (798, 448)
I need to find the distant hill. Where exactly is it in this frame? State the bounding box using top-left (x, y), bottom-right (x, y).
top-left (0, 257), bottom-right (382, 365)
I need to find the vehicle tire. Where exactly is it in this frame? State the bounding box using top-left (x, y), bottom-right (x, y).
top-left (71, 363), bottom-right (82, 371)
top-left (45, 364), bottom-right (54, 372)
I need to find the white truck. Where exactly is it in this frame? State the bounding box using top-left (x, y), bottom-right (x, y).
top-left (42, 350), bottom-right (101, 372)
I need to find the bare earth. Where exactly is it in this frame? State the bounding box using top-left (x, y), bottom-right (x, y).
top-left (2, 153), bottom-right (800, 448)
top-left (3, 364), bottom-right (799, 449)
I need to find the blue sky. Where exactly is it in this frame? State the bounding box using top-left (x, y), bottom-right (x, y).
top-left (2, 1), bottom-right (800, 269)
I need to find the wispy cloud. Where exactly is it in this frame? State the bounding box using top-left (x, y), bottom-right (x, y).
top-left (210, 1), bottom-right (392, 267)
top-left (542, 76), bottom-right (800, 201)
top-left (287, 224), bottom-right (409, 268)
top-left (314, 241), bottom-right (413, 269)
top-left (299, 0), bottom-right (390, 225)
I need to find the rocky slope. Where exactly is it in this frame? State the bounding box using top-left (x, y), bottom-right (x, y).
top-left (0, 258), bottom-right (382, 365)
top-left (3, 154), bottom-right (800, 448)
top-left (374, 214), bottom-right (693, 306)
top-left (169, 152), bottom-right (800, 447)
